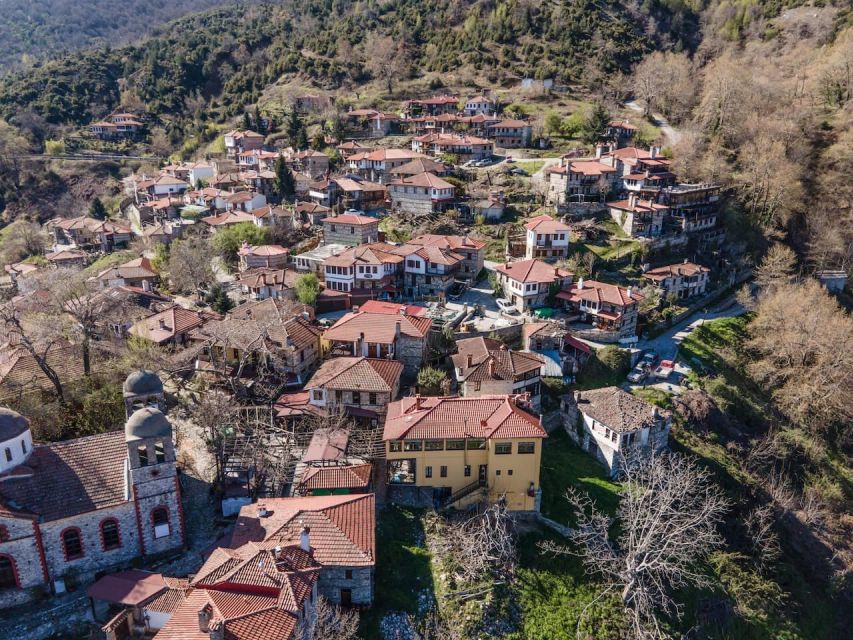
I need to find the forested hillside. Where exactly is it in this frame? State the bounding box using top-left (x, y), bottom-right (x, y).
top-left (0, 0), bottom-right (245, 71)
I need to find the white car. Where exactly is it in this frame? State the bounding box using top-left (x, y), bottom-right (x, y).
top-left (495, 299), bottom-right (520, 315)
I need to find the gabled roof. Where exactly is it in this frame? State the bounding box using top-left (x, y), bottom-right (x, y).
top-left (556, 279), bottom-right (644, 307)
top-left (302, 428), bottom-right (350, 463)
top-left (487, 119), bottom-right (529, 128)
top-left (548, 160), bottom-right (618, 176)
top-left (323, 243), bottom-right (403, 269)
top-left (323, 213), bottom-right (378, 226)
top-left (297, 464), bottom-right (372, 492)
top-left (642, 261), bottom-right (710, 281)
top-left (324, 311), bottom-right (431, 344)
top-left (129, 306), bottom-right (215, 343)
top-left (388, 172), bottom-right (454, 190)
top-left (97, 257), bottom-right (158, 281)
top-left (495, 259), bottom-right (571, 284)
top-left (408, 233), bottom-right (486, 251)
top-left (390, 158), bottom-right (449, 176)
top-left (306, 357), bottom-right (403, 393)
top-left (0, 431), bottom-right (128, 521)
top-left (228, 494), bottom-right (376, 567)
top-left (573, 386), bottom-right (667, 433)
top-left (237, 268), bottom-right (298, 290)
top-left (524, 214), bottom-right (571, 233)
top-left (451, 337), bottom-right (544, 382)
top-left (607, 198), bottom-right (668, 213)
top-left (238, 244), bottom-right (289, 257)
top-left (384, 395), bottom-right (547, 440)
top-left (201, 210), bottom-right (257, 226)
top-left (358, 300), bottom-right (428, 316)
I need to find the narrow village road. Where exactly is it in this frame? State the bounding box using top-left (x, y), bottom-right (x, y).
top-left (624, 100), bottom-right (682, 145)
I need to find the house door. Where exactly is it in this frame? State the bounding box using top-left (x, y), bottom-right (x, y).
top-left (340, 588), bottom-right (352, 606)
top-left (478, 465), bottom-right (488, 484)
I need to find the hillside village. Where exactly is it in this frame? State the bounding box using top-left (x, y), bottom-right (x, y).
top-left (0, 2), bottom-right (850, 640)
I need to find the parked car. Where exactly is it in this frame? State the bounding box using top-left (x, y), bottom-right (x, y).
top-left (654, 359), bottom-right (675, 380)
top-left (509, 167), bottom-right (529, 176)
top-left (641, 351), bottom-right (658, 366)
top-left (495, 298), bottom-right (520, 316)
top-left (627, 366), bottom-right (647, 383)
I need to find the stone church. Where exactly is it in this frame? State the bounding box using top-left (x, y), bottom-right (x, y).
top-left (0, 371), bottom-right (185, 609)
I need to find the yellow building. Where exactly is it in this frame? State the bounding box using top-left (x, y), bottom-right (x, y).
top-left (383, 395), bottom-right (546, 511)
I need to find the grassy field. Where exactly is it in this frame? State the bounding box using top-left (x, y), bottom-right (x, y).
top-left (538, 428), bottom-right (621, 524)
top-left (360, 506), bottom-right (433, 639)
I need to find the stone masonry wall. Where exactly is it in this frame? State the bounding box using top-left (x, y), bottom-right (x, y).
top-left (317, 566), bottom-right (374, 605)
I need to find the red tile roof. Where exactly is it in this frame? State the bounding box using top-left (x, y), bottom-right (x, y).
top-left (358, 300), bottom-right (428, 316)
top-left (384, 395), bottom-right (547, 441)
top-left (297, 464), bottom-right (372, 492)
top-left (228, 494), bottom-right (376, 567)
top-left (451, 337), bottom-right (544, 382)
top-left (642, 261), bottom-right (710, 281)
top-left (324, 311), bottom-right (432, 344)
top-left (495, 259), bottom-right (571, 284)
top-left (323, 213), bottom-right (378, 226)
top-left (557, 279), bottom-right (644, 307)
top-left (129, 306), bottom-right (215, 344)
top-left (524, 214), bottom-right (571, 233)
top-left (307, 357), bottom-right (403, 393)
top-left (388, 172), bottom-right (454, 190)
top-left (408, 234), bottom-right (486, 251)
top-left (302, 428), bottom-right (350, 463)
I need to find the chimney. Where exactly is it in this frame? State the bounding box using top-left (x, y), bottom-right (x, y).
top-left (395, 320), bottom-right (401, 340)
top-left (257, 505), bottom-right (268, 518)
top-left (300, 522), bottom-right (311, 552)
top-left (198, 604), bottom-right (213, 632)
top-left (352, 305), bottom-right (360, 313)
top-left (208, 620), bottom-right (225, 640)
top-left (158, 318), bottom-right (167, 330)
top-left (683, 258), bottom-right (688, 264)
top-left (627, 286), bottom-right (633, 299)
top-left (415, 395), bottom-right (422, 410)
top-left (142, 279), bottom-right (151, 292)
top-left (650, 146), bottom-right (659, 159)
top-left (628, 193), bottom-right (638, 209)
top-left (301, 311), bottom-right (310, 321)
top-left (488, 357), bottom-right (496, 378)
top-left (577, 276), bottom-right (584, 290)
top-left (466, 353), bottom-right (473, 368)
top-left (595, 144), bottom-right (603, 159)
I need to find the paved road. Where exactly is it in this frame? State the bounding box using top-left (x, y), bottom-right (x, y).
top-left (637, 295), bottom-right (745, 362)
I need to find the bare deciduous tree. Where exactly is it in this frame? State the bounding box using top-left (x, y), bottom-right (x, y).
top-left (753, 243), bottom-right (799, 292)
top-left (297, 595), bottom-right (360, 640)
top-left (166, 232), bottom-right (215, 295)
top-left (744, 505), bottom-right (781, 574)
top-left (746, 281), bottom-right (853, 439)
top-left (543, 451), bottom-right (728, 640)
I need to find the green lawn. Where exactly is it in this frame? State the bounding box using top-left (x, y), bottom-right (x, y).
top-left (509, 531), bottom-right (629, 640)
top-left (360, 506), bottom-right (434, 639)
top-left (539, 428), bottom-right (621, 524)
top-left (515, 160), bottom-right (545, 175)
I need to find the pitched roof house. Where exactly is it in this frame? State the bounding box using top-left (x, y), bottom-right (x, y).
top-left (384, 395), bottom-right (547, 511)
top-left (451, 337), bottom-right (545, 410)
top-left (556, 277), bottom-right (643, 339)
top-left (494, 259), bottom-right (572, 313)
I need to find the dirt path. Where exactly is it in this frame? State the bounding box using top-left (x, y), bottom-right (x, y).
top-left (624, 100), bottom-right (682, 145)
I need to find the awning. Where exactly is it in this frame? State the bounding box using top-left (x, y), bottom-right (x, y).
top-left (344, 405), bottom-right (379, 418)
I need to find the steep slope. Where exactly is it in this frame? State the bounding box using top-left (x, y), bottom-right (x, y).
top-left (0, 0), bottom-right (247, 71)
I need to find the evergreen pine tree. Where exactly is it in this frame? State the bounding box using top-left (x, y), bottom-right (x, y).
top-left (243, 112), bottom-right (252, 131)
top-left (89, 197), bottom-right (108, 220)
top-left (580, 101), bottom-right (611, 146)
top-left (274, 156), bottom-right (295, 202)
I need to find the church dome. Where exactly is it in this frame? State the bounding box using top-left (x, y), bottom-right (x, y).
top-left (123, 370), bottom-right (164, 398)
top-left (125, 407), bottom-right (172, 442)
top-left (0, 408), bottom-right (29, 442)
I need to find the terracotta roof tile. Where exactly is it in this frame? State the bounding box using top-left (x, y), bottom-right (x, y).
top-left (384, 395), bottom-right (547, 440)
top-left (297, 464), bottom-right (372, 492)
top-left (495, 259), bottom-right (571, 284)
top-left (307, 357), bottom-right (402, 393)
top-left (573, 386), bottom-right (668, 433)
top-left (324, 311), bottom-right (431, 344)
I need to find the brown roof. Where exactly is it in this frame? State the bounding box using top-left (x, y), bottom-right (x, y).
top-left (97, 257), bottom-right (158, 281)
top-left (324, 311), bottom-right (431, 344)
top-left (607, 198), bottom-right (668, 213)
top-left (324, 244), bottom-right (403, 269)
top-left (408, 234), bottom-right (486, 251)
top-left (0, 340), bottom-right (84, 398)
top-left (557, 279), bottom-right (644, 307)
top-left (297, 464), bottom-right (372, 492)
top-left (384, 395), bottom-right (547, 441)
top-left (495, 259), bottom-right (571, 284)
top-left (237, 268), bottom-right (298, 291)
top-left (573, 387), bottom-right (667, 433)
top-left (388, 172), bottom-right (454, 190)
top-left (0, 431), bottom-right (128, 521)
top-left (451, 337), bottom-right (544, 382)
top-left (86, 570), bottom-right (171, 607)
top-left (358, 301), bottom-right (428, 316)
top-left (129, 306), bottom-right (214, 344)
top-left (323, 213), bottom-right (378, 226)
top-left (302, 428), bottom-right (350, 463)
top-left (307, 357), bottom-right (402, 393)
top-left (548, 160), bottom-right (618, 176)
top-left (642, 261), bottom-right (710, 281)
top-left (390, 158), bottom-right (449, 176)
top-left (192, 314), bottom-right (320, 354)
top-left (228, 494), bottom-right (376, 567)
top-left (524, 214), bottom-right (571, 233)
